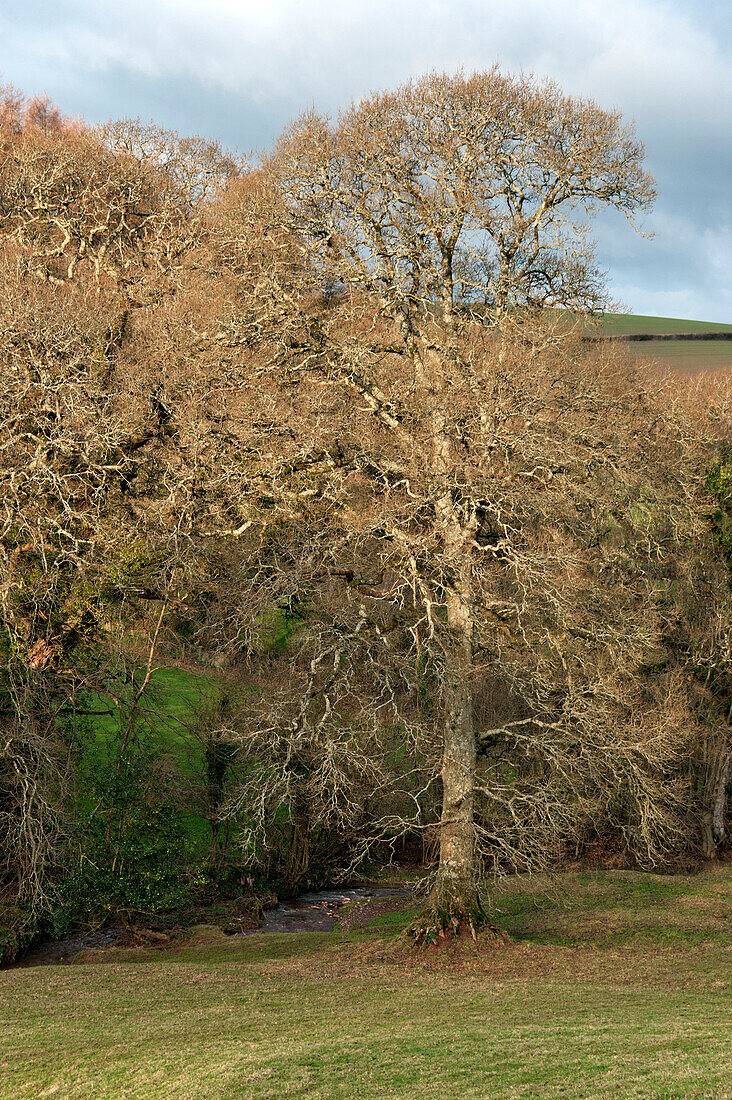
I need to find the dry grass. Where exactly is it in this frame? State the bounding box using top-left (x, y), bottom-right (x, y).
top-left (628, 340), bottom-right (732, 374)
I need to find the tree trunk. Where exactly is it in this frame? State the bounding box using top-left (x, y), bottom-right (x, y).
top-left (410, 581), bottom-right (486, 941)
top-left (700, 746), bottom-right (730, 858)
top-left (712, 753), bottom-right (730, 848)
top-left (405, 350), bottom-right (487, 941)
top-left (701, 812), bottom-right (716, 861)
top-left (282, 784), bottom-right (310, 897)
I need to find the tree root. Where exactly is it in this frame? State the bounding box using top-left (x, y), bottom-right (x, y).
top-left (405, 906), bottom-right (507, 947)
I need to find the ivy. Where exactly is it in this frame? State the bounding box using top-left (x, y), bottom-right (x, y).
top-left (706, 459), bottom-right (732, 577)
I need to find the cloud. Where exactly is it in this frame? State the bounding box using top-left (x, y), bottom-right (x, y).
top-left (0, 0), bottom-right (730, 320)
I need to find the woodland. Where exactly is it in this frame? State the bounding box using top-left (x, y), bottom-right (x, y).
top-left (1, 68), bottom-right (731, 966)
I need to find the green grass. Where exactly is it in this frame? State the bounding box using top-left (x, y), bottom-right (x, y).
top-left (575, 313), bottom-right (732, 373)
top-left (72, 666), bottom-right (232, 853)
top-left (3, 867), bottom-right (731, 1099)
top-left (79, 667), bottom-right (221, 765)
top-left (487, 867), bottom-right (732, 948)
top-left (595, 313), bottom-right (731, 336)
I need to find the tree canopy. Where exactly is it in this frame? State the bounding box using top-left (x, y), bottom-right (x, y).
top-left (272, 68), bottom-right (655, 328)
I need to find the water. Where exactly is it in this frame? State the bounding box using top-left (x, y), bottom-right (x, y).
top-left (10, 885), bottom-right (411, 966)
top-left (14, 925), bottom-right (126, 968)
top-left (253, 885), bottom-right (409, 934)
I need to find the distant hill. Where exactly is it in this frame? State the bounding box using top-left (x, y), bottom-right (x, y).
top-left (595, 313), bottom-right (732, 337)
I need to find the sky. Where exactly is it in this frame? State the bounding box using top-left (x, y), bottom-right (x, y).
top-left (1, 0), bottom-right (730, 322)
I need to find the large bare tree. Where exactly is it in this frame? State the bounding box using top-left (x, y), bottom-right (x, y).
top-left (2, 74), bottom-right (728, 951)
top-left (192, 70), bottom-right (726, 936)
top-left (271, 67), bottom-right (654, 323)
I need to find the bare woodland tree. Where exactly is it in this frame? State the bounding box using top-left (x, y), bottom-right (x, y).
top-left (0, 86), bottom-right (234, 933)
top-left (172, 68), bottom-right (730, 937)
top-left (202, 69), bottom-right (724, 936)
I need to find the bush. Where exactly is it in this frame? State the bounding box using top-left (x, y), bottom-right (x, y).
top-left (54, 748), bottom-right (198, 932)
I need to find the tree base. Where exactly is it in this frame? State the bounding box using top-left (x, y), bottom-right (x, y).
top-left (406, 910), bottom-right (506, 947)
top-left (405, 881), bottom-right (502, 946)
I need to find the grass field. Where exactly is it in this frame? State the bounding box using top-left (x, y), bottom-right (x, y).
top-left (586, 313), bottom-right (732, 373)
top-left (624, 339), bottom-right (732, 374)
top-left (80, 667), bottom-right (221, 762)
top-left (595, 313), bottom-right (732, 336)
top-left (3, 867), bottom-right (731, 1099)
top-left (71, 666), bottom-right (227, 851)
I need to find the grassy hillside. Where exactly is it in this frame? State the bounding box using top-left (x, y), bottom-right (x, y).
top-left (79, 666), bottom-right (222, 769)
top-left (72, 667), bottom-right (227, 851)
top-left (3, 867), bottom-right (731, 1099)
top-left (596, 312), bottom-right (732, 336)
top-left (583, 312), bottom-right (732, 374)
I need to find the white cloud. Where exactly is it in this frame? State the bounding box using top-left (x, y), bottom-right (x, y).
top-left (4, 1), bottom-right (729, 133)
top-left (0, 0), bottom-right (730, 320)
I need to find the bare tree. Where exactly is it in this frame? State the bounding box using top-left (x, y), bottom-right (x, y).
top-left (1, 74), bottom-right (728, 950)
top-left (208, 70), bottom-right (712, 936)
top-left (271, 67), bottom-right (654, 324)
top-left (0, 100), bottom-right (235, 944)
top-left (0, 92), bottom-right (236, 302)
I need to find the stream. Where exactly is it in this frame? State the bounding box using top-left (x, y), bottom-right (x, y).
top-left (13, 885), bottom-right (410, 967)
top-left (253, 885), bottom-right (409, 933)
